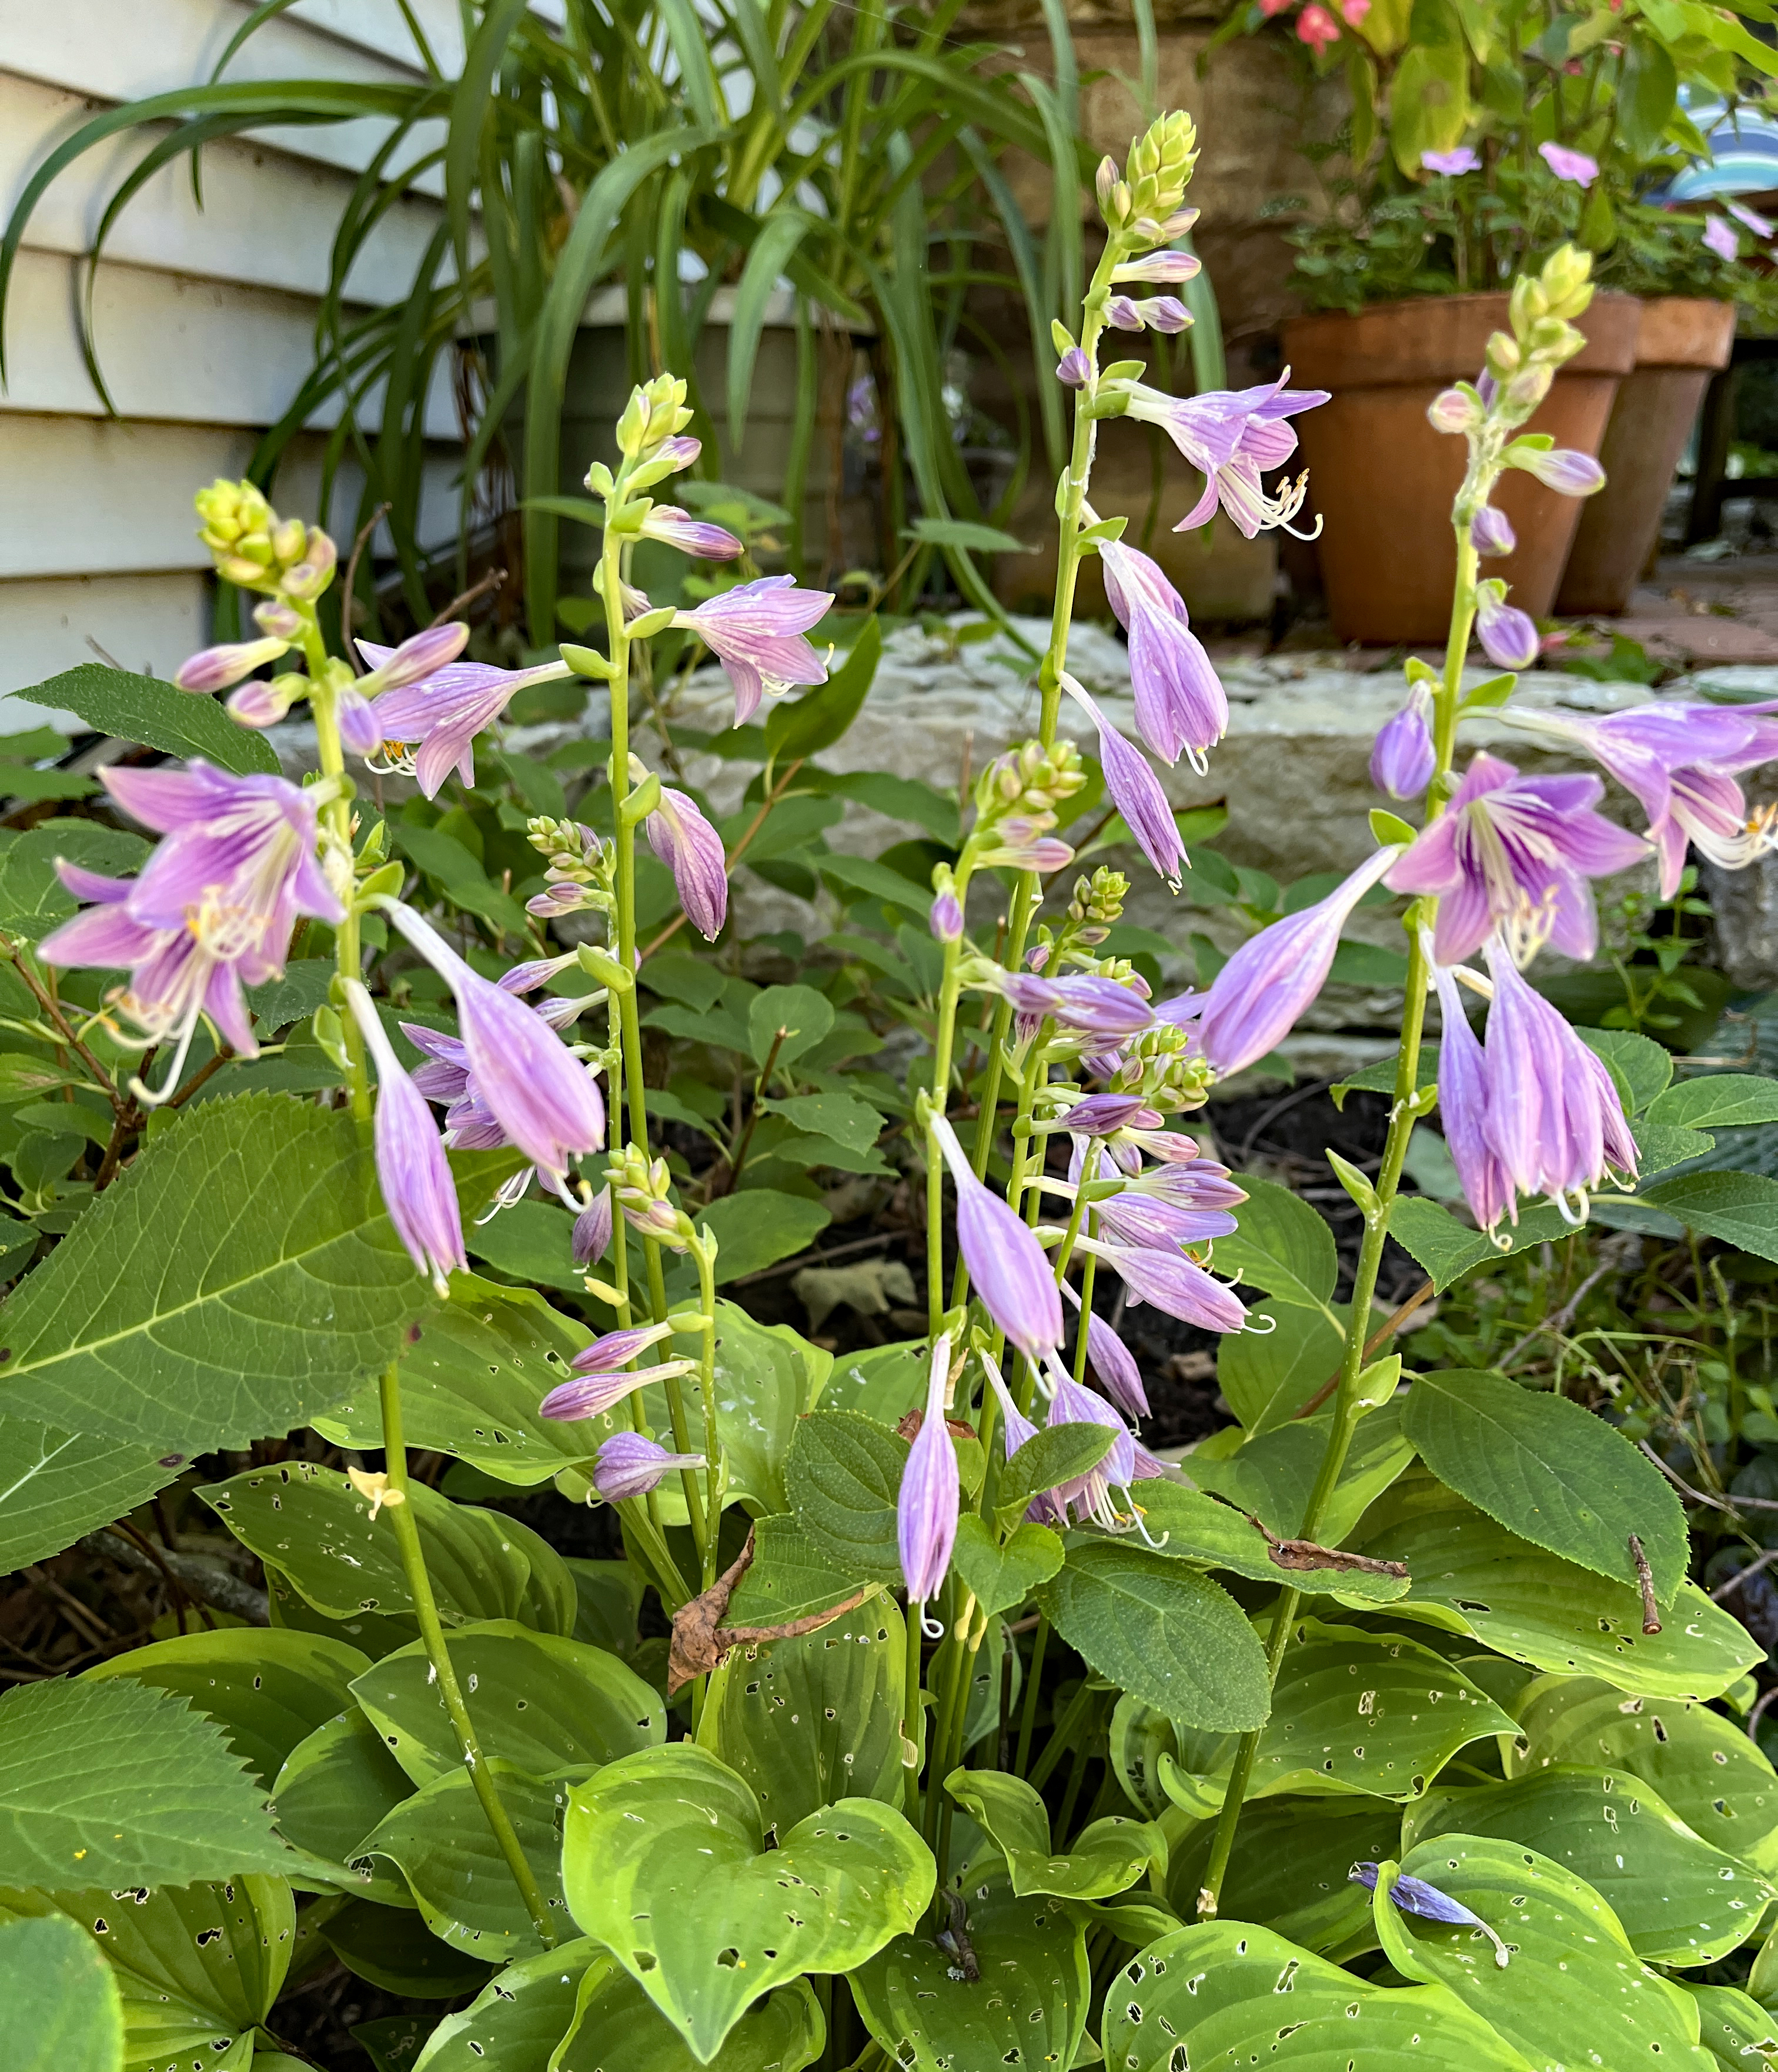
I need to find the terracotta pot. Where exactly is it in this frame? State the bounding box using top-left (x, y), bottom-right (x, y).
top-left (1282, 292), bottom-right (1640, 645)
top-left (1555, 297), bottom-right (1736, 615)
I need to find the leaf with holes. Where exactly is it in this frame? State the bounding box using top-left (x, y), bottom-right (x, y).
top-left (1352, 1471), bottom-right (1761, 1699)
top-left (1403, 1369), bottom-right (1688, 1601)
top-left (1183, 1397), bottom-right (1417, 1546)
top-left (1689, 1984), bottom-right (1778, 2072)
top-left (272, 1711), bottom-right (415, 1907)
top-left (850, 1873), bottom-right (1090, 2072)
top-left (553, 1952), bottom-right (825, 2071)
top-left (1513, 1676), bottom-right (1778, 1877)
top-left (351, 1621), bottom-right (663, 1789)
top-left (707, 1303), bottom-right (832, 1514)
top-left (410, 1939), bottom-right (604, 2072)
top-left (1102, 1919), bottom-right (1536, 2071)
top-left (1375, 1834), bottom-right (1714, 2067)
top-left (950, 1516), bottom-right (1064, 1620)
top-left (945, 1768), bottom-right (1165, 1900)
top-left (783, 1410), bottom-right (907, 1583)
top-left (1165, 1794), bottom-right (1403, 1957)
top-left (1134, 1481), bottom-right (1411, 1605)
top-left (1405, 1765), bottom-right (1776, 1964)
top-left (200, 1464), bottom-right (575, 1635)
top-left (723, 1515), bottom-right (871, 1626)
top-left (560, 1742), bottom-right (933, 2063)
top-left (1036, 1541), bottom-right (1270, 1730)
top-left (0, 1912), bottom-right (122, 2072)
top-left (1215, 1176), bottom-right (1338, 1312)
top-left (697, 1599), bottom-right (906, 1836)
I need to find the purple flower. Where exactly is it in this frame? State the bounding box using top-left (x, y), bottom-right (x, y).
top-left (1099, 540), bottom-right (1228, 769)
top-left (640, 506), bottom-right (744, 560)
top-left (1705, 216), bottom-right (1740, 262)
top-left (336, 687), bottom-right (383, 755)
top-left (1474, 582), bottom-right (1540, 670)
top-left (1120, 373), bottom-right (1329, 538)
top-left (671, 575), bottom-right (834, 727)
top-left (1072, 1234), bottom-right (1247, 1331)
top-left (1506, 446), bottom-right (1605, 497)
top-left (1429, 958), bottom-right (1512, 1232)
top-left (572, 1190), bottom-right (614, 1267)
top-left (361, 645), bottom-right (575, 798)
top-left (344, 983), bottom-right (466, 1293)
top-left (384, 903), bottom-right (606, 1183)
top-left (1111, 250), bottom-right (1201, 284)
top-left (930, 1114), bottom-right (1063, 1362)
top-left (1350, 1863), bottom-right (1509, 1967)
top-left (1061, 677), bottom-right (1184, 888)
top-left (1470, 504), bottom-right (1516, 558)
top-left (174, 636), bottom-right (290, 693)
top-left (1729, 199), bottom-right (1774, 237)
top-left (1060, 1280), bottom-right (1149, 1417)
top-left (1048, 1373), bottom-right (1137, 1525)
top-left (1134, 297), bottom-right (1192, 334)
top-left (930, 889), bottom-right (964, 942)
top-left (979, 1348), bottom-right (1041, 1462)
top-left (1422, 146), bottom-right (1480, 175)
top-left (1371, 684), bottom-right (1435, 801)
top-left (1192, 847), bottom-right (1401, 1076)
top-left (1107, 297), bottom-right (1145, 332)
top-left (1001, 971), bottom-right (1154, 1042)
top-left (1428, 389), bottom-right (1481, 436)
top-left (1057, 347), bottom-right (1092, 388)
top-left (898, 1335), bottom-right (961, 1603)
top-left (1539, 142), bottom-right (1599, 187)
top-left (1053, 1092), bottom-right (1149, 1136)
top-left (593, 1434), bottom-right (706, 1503)
top-left (646, 786), bottom-right (728, 941)
top-left (364, 622), bottom-right (470, 692)
top-left (1482, 938), bottom-right (1636, 1217)
top-left (226, 679), bottom-right (296, 730)
top-left (540, 1321), bottom-right (694, 1421)
top-left (1385, 750), bottom-right (1647, 965)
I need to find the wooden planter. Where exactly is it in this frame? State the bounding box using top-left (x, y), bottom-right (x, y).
top-left (1555, 297), bottom-right (1737, 616)
top-left (1282, 291), bottom-right (1641, 645)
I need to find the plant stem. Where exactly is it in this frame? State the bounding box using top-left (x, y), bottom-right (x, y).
top-left (925, 928), bottom-right (966, 1335)
top-left (378, 1364), bottom-right (558, 1947)
top-left (902, 1595), bottom-right (925, 1824)
top-left (1015, 1614), bottom-right (1048, 1774)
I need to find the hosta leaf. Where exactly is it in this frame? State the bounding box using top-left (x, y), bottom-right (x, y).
top-left (554, 1956), bottom-right (825, 2071)
top-left (271, 1711), bottom-right (415, 1907)
top-left (0, 1676), bottom-right (288, 1889)
top-left (945, 1768), bottom-right (1165, 1900)
top-left (317, 1897), bottom-right (494, 2001)
top-left (706, 1303), bottom-right (831, 1514)
top-left (0, 1912), bottom-right (123, 2072)
top-left (1182, 1396), bottom-right (1416, 1546)
top-left (1216, 1176), bottom-right (1338, 1312)
top-left (1216, 1302), bottom-right (1359, 1433)
top-left (951, 1516), bottom-right (1065, 1619)
top-left (25, 663), bottom-right (281, 775)
top-left (1688, 1984), bottom-right (1778, 2072)
top-left (1135, 1481), bottom-right (1411, 1604)
top-left (0, 1418), bottom-right (182, 1571)
top-left (783, 1409), bottom-right (906, 1582)
top-left (1352, 1470), bottom-right (1761, 1698)
top-left (1377, 1835), bottom-right (1714, 2069)
top-left (1406, 1765), bottom-right (1776, 1964)
top-left (0, 1096), bottom-right (510, 1452)
top-left (412, 1939), bottom-right (603, 2072)
top-left (1165, 1795), bottom-right (1402, 1956)
top-left (698, 1599), bottom-right (907, 1835)
top-left (724, 1514), bottom-right (870, 1625)
top-left (1036, 1541), bottom-right (1270, 1730)
top-left (561, 1742), bottom-right (933, 2063)
top-left (351, 1621), bottom-right (663, 1788)
top-left (1403, 1368), bottom-right (1687, 1600)
top-left (850, 1873), bottom-right (1090, 2072)
top-left (820, 1339), bottom-right (928, 1424)
top-left (1513, 1675), bottom-right (1778, 1876)
top-left (84, 1627), bottom-right (369, 1792)
top-left (200, 1463), bottom-right (576, 1635)
top-left (1103, 1919), bottom-right (1536, 2071)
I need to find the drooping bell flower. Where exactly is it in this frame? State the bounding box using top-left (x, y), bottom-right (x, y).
top-left (540, 1321), bottom-right (696, 1421)
top-left (592, 1434), bottom-right (707, 1502)
top-left (1061, 675), bottom-right (1184, 888)
top-left (1192, 846), bottom-right (1401, 1076)
top-left (1070, 1232), bottom-right (1248, 1331)
top-left (1370, 684), bottom-right (1435, 801)
top-left (1428, 957), bottom-right (1512, 1233)
top-left (1118, 372), bottom-right (1329, 538)
top-left (572, 1190), bottom-right (614, 1267)
top-left (929, 1113), bottom-right (1064, 1363)
top-left (1047, 1373), bottom-right (1137, 1529)
top-left (343, 981), bottom-right (466, 1294)
top-left (645, 786), bottom-right (728, 940)
top-left (1099, 540), bottom-right (1228, 769)
top-left (671, 575), bottom-right (835, 726)
top-left (1000, 970), bottom-right (1155, 1042)
top-left (1473, 581), bottom-right (1540, 670)
top-left (1060, 1280), bottom-right (1149, 1417)
top-left (360, 642), bottom-right (576, 798)
top-left (1385, 750), bottom-right (1647, 966)
top-left (898, 1334), bottom-right (961, 1605)
top-left (639, 507), bottom-right (744, 560)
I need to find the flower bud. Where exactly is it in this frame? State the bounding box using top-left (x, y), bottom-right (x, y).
top-left (1475, 580), bottom-right (1540, 670)
top-left (217, 555), bottom-right (269, 587)
top-left (1107, 296), bottom-right (1145, 332)
top-left (279, 528), bottom-right (337, 601)
top-left (1095, 156), bottom-right (1119, 213)
top-left (1505, 364), bottom-right (1554, 411)
top-left (1470, 504), bottom-right (1516, 557)
top-left (337, 686), bottom-right (383, 755)
top-left (639, 506), bottom-right (744, 560)
top-left (572, 1190), bottom-right (613, 1268)
top-left (254, 599), bottom-right (302, 640)
top-left (366, 621), bottom-right (470, 692)
top-left (1369, 684), bottom-right (1436, 801)
top-left (1057, 346), bottom-right (1092, 388)
top-left (1483, 332), bottom-right (1522, 379)
top-left (1111, 249), bottom-right (1202, 286)
top-left (1428, 387), bottom-right (1479, 436)
top-left (1508, 443), bottom-right (1606, 497)
top-left (226, 676), bottom-right (298, 728)
top-left (175, 637), bottom-right (290, 693)
top-left (270, 516), bottom-right (308, 566)
top-left (1134, 297), bottom-right (1192, 333)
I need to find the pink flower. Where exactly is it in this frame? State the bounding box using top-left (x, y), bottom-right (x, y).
top-left (1539, 143), bottom-right (1599, 188)
top-left (1704, 216), bottom-right (1740, 263)
top-left (1422, 146), bottom-right (1480, 176)
top-left (1099, 540), bottom-right (1228, 769)
top-left (344, 982), bottom-right (466, 1294)
top-left (639, 507), bottom-right (743, 560)
top-left (645, 786), bottom-right (728, 941)
top-left (361, 644), bottom-right (574, 798)
top-left (1729, 200), bottom-right (1774, 238)
top-left (1297, 4), bottom-right (1342, 51)
top-left (671, 575), bottom-right (834, 727)
top-left (1120, 374), bottom-right (1329, 540)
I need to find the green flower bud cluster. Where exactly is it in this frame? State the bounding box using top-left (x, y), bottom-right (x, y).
top-left (614, 373), bottom-right (694, 464)
top-left (1104, 1019), bottom-right (1214, 1112)
top-left (1104, 112), bottom-right (1198, 230)
top-left (527, 815), bottom-right (615, 915)
top-left (194, 479), bottom-right (336, 602)
top-left (1070, 868), bottom-right (1128, 934)
top-left (975, 739), bottom-right (1085, 822)
top-left (611, 1142), bottom-right (682, 1241)
top-left (1481, 246), bottom-right (1595, 414)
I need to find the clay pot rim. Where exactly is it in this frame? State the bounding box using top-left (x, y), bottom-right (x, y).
top-left (1281, 287), bottom-right (1640, 384)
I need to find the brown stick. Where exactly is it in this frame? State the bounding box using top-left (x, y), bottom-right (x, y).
top-left (427, 564), bottom-right (506, 629)
top-left (1295, 1278), bottom-right (1436, 1421)
top-left (1, 943), bottom-right (127, 1116)
top-left (341, 501), bottom-right (393, 672)
top-left (1629, 1532), bottom-right (1662, 1635)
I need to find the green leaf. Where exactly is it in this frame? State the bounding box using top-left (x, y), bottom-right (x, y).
top-left (561, 1742), bottom-right (934, 2063)
top-left (1332, 1048), bottom-right (1436, 1109)
top-left (0, 1096), bottom-right (506, 1452)
top-left (200, 1463), bottom-right (576, 1635)
top-left (945, 1768), bottom-right (1164, 1899)
top-left (244, 959), bottom-right (337, 1035)
top-left (1216, 1301), bottom-right (1349, 1434)
top-left (951, 1515), bottom-right (1064, 1619)
top-left (820, 1340), bottom-right (928, 1425)
top-left (1387, 1194), bottom-right (1579, 1292)
top-left (1647, 1073), bottom-right (1778, 1132)
top-left (554, 1954), bottom-right (824, 2071)
top-left (1578, 1026), bottom-right (1673, 1114)
top-left (698, 1598), bottom-right (907, 1835)
top-left (761, 1091), bottom-right (885, 1154)
top-left (0, 823), bottom-right (147, 941)
top-left (851, 1874), bottom-right (1091, 2072)
top-left (1354, 1471), bottom-right (1761, 1698)
top-left (1377, 1833), bottom-right (1709, 2067)
top-left (1216, 1176), bottom-right (1338, 1312)
top-left (817, 851), bottom-right (935, 920)
top-left (904, 516), bottom-right (1033, 554)
top-left (1389, 38), bottom-right (1472, 173)
top-left (995, 1423), bottom-right (1116, 1521)
top-left (1134, 1480), bottom-right (1411, 1604)
top-left (1640, 1171), bottom-right (1778, 1265)
top-left (463, 1197), bottom-right (585, 1291)
top-left (696, 1189), bottom-right (831, 1282)
top-left (1037, 1541), bottom-right (1271, 1730)
top-left (83, 1626), bottom-right (369, 1791)
top-left (1617, 36), bottom-right (1679, 156)
top-left (360, 1763), bottom-right (572, 1962)
top-left (22, 664), bottom-right (280, 775)
top-left (271, 1711), bottom-right (415, 1907)
top-left (412, 1940), bottom-right (603, 2072)
top-left (723, 1514), bottom-right (871, 1626)
top-left (1405, 1765), bottom-right (1776, 1964)
top-left (747, 983), bottom-right (836, 1070)
top-left (0, 1054), bottom-right (82, 1102)
top-left (763, 617), bottom-right (880, 765)
top-left (0, 1912), bottom-right (122, 2072)
top-left (1403, 1370), bottom-right (1688, 1600)
top-left (319, 1896), bottom-right (494, 2001)
top-left (0, 1675), bottom-right (288, 1887)
top-left (1105, 1919), bottom-right (1534, 2071)
top-left (349, 1621), bottom-right (664, 1788)
top-left (783, 1409), bottom-right (907, 1583)
top-left (1184, 1396), bottom-right (1417, 1545)
top-left (1689, 1984), bottom-right (1778, 2072)
top-left (0, 1418), bottom-right (181, 1570)
top-left (705, 1302), bottom-right (831, 1512)
top-left (1513, 1675), bottom-right (1778, 1877)
top-left (1635, 1122), bottom-right (1717, 1176)
top-left (1163, 1793), bottom-right (1402, 1957)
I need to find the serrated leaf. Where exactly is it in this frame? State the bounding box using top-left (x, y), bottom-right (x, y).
top-left (0, 1912), bottom-right (123, 2072)
top-left (0, 1418), bottom-right (181, 1570)
top-left (0, 1677), bottom-right (288, 1888)
top-left (945, 1768), bottom-right (1164, 1899)
top-left (1133, 1481), bottom-right (1411, 1604)
top-left (1403, 1369), bottom-right (1688, 1600)
top-left (1216, 1176), bottom-right (1338, 1311)
top-left (1184, 1396), bottom-right (1416, 1546)
top-left (1037, 1541), bottom-right (1270, 1730)
top-left (1216, 1301), bottom-right (1352, 1433)
top-left (995, 1422), bottom-right (1115, 1521)
top-left (1576, 1026), bottom-right (1673, 1114)
top-left (0, 1095), bottom-right (513, 1453)
top-left (562, 1742), bottom-right (933, 2063)
top-left (951, 1515), bottom-right (1064, 1619)
top-left (1648, 1073), bottom-right (1778, 1132)
top-left (783, 1409), bottom-right (907, 1582)
top-left (724, 1514), bottom-right (871, 1626)
top-left (1388, 1194), bottom-right (1577, 1291)
top-left (21, 664), bottom-right (280, 775)
top-left (1640, 1170), bottom-right (1778, 1265)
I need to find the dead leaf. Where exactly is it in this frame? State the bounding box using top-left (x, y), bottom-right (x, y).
top-left (666, 1528), bottom-right (880, 1691)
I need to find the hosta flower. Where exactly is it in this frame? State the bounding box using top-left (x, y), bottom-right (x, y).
top-left (1000, 971), bottom-right (1155, 1042)
top-left (1706, 216), bottom-right (1742, 262)
top-left (1121, 374), bottom-right (1329, 538)
top-left (1506, 446), bottom-right (1605, 497)
top-left (1474, 581), bottom-right (1540, 670)
top-left (1111, 250), bottom-right (1201, 284)
top-left (1099, 540), bottom-right (1228, 769)
top-left (930, 889), bottom-right (964, 942)
top-left (930, 1113), bottom-right (1063, 1362)
top-left (1051, 1092), bottom-right (1151, 1137)
top-left (1060, 1281), bottom-right (1149, 1417)
top-left (1192, 847), bottom-right (1401, 1076)
top-left (540, 1321), bottom-right (695, 1421)
top-left (592, 1434), bottom-right (706, 1502)
top-left (572, 1190), bottom-right (613, 1267)
top-left (1370, 684), bottom-right (1435, 801)
top-left (1349, 1864), bottom-right (1509, 1967)
top-left (898, 1335), bottom-right (961, 1604)
top-left (1539, 142), bottom-right (1598, 188)
top-left (1428, 958), bottom-right (1511, 1233)
top-left (361, 642), bottom-right (575, 798)
top-left (1422, 146), bottom-right (1480, 176)
top-left (1470, 505), bottom-right (1516, 558)
top-left (173, 636), bottom-right (289, 694)
top-left (672, 575), bottom-right (835, 726)
top-left (645, 786), bottom-right (728, 941)
top-left (1057, 347), bottom-right (1092, 388)
top-left (1061, 676), bottom-right (1184, 888)
top-left (1047, 1374), bottom-right (1137, 1528)
top-left (639, 507), bottom-right (743, 559)
top-left (1071, 1232), bottom-right (1248, 1331)
top-left (343, 982), bottom-right (466, 1294)
top-left (1385, 750), bottom-right (1647, 965)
